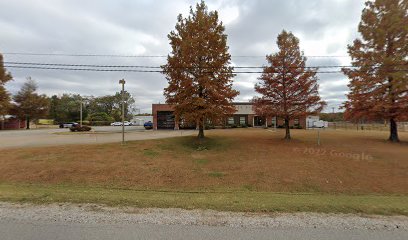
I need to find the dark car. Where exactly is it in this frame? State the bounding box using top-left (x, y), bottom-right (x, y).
top-left (144, 121), bottom-right (153, 130)
top-left (59, 122), bottom-right (79, 128)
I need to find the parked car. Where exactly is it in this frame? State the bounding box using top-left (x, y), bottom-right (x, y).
top-left (111, 122), bottom-right (122, 126)
top-left (59, 122), bottom-right (79, 128)
top-left (144, 121), bottom-right (153, 130)
top-left (124, 121), bottom-right (132, 126)
top-left (312, 120), bottom-right (327, 128)
top-left (111, 121), bottom-right (133, 126)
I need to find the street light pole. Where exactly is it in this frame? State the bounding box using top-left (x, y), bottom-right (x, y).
top-left (80, 101), bottom-right (83, 127)
top-left (119, 79), bottom-right (126, 145)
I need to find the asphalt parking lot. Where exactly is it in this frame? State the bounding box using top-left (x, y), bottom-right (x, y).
top-left (0, 126), bottom-right (194, 149)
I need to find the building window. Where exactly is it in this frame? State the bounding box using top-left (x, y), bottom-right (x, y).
top-left (239, 116), bottom-right (246, 125)
top-left (294, 118), bottom-right (299, 126)
top-left (228, 117), bottom-right (234, 125)
top-left (271, 117), bottom-right (276, 126)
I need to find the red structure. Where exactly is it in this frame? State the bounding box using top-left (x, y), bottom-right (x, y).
top-left (0, 118), bottom-right (26, 130)
top-left (152, 102), bottom-right (307, 130)
top-left (152, 104), bottom-right (179, 130)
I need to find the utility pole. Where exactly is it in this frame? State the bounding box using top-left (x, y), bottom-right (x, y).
top-left (119, 79), bottom-right (126, 145)
top-left (274, 116), bottom-right (277, 130)
top-left (80, 101), bottom-right (83, 127)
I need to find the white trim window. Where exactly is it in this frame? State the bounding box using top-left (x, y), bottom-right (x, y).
top-left (239, 116), bottom-right (245, 125)
top-left (271, 117), bottom-right (276, 125)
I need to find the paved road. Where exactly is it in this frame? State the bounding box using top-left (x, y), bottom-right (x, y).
top-left (1, 220), bottom-right (406, 240)
top-left (1, 203), bottom-right (407, 240)
top-left (0, 126), bottom-right (195, 149)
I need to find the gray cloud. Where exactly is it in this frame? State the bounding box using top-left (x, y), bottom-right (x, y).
top-left (0, 0), bottom-right (365, 113)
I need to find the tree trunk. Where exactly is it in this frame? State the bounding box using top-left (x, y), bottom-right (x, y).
top-left (389, 118), bottom-right (399, 142)
top-left (26, 115), bottom-right (30, 130)
top-left (284, 118), bottom-right (291, 140)
top-left (198, 117), bottom-right (205, 139)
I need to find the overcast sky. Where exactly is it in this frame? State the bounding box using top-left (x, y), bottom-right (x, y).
top-left (0, 0), bottom-right (365, 113)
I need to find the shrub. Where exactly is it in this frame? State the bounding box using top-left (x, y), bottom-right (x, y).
top-left (70, 125), bottom-right (92, 132)
top-left (87, 112), bottom-right (114, 126)
top-left (204, 124), bottom-right (215, 130)
top-left (230, 124), bottom-right (237, 128)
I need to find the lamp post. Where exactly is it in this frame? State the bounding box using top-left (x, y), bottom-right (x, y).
top-left (119, 79), bottom-right (126, 145)
top-left (79, 101), bottom-right (83, 127)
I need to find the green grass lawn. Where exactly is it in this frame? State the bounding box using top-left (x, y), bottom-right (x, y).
top-left (1, 129), bottom-right (407, 215)
top-left (1, 183), bottom-right (407, 215)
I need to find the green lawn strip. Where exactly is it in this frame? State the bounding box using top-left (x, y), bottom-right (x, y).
top-left (0, 183), bottom-right (407, 215)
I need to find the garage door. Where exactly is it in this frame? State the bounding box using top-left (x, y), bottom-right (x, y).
top-left (157, 111), bottom-right (175, 129)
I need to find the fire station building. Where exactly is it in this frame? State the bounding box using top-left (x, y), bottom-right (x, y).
top-left (152, 103), bottom-right (307, 130)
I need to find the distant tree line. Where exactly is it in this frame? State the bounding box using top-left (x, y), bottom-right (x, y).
top-left (0, 66), bottom-right (136, 128)
top-left (48, 90), bottom-right (135, 124)
top-left (319, 112), bottom-right (344, 122)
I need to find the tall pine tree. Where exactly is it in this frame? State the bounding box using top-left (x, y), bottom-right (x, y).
top-left (162, 1), bottom-right (238, 139)
top-left (342, 0), bottom-right (408, 142)
top-left (253, 30), bottom-right (326, 140)
top-left (12, 77), bottom-right (49, 129)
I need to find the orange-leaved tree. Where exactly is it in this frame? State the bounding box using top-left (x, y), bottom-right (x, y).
top-left (0, 53), bottom-right (13, 116)
top-left (342, 0), bottom-right (408, 142)
top-left (253, 30), bottom-right (326, 140)
top-left (162, 1), bottom-right (238, 139)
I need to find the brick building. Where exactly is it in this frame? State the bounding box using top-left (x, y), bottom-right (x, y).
top-left (152, 103), bottom-right (308, 130)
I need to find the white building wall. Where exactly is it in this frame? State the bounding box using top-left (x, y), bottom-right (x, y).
top-left (306, 116), bottom-right (320, 129)
top-left (131, 116), bottom-right (153, 126)
top-left (234, 104), bottom-right (254, 115)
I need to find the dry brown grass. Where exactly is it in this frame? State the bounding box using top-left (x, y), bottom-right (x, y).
top-left (1, 129), bottom-right (407, 194)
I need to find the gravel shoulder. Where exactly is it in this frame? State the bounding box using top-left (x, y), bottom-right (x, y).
top-left (1, 202), bottom-right (407, 231)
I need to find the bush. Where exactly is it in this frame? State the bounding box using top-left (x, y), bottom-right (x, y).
top-left (230, 124), bottom-right (237, 128)
top-left (89, 121), bottom-right (112, 126)
top-left (87, 112), bottom-right (114, 125)
top-left (204, 124), bottom-right (215, 130)
top-left (247, 124), bottom-right (252, 127)
top-left (70, 125), bottom-right (92, 132)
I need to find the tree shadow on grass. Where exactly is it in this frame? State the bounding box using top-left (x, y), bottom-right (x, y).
top-left (171, 136), bottom-right (231, 152)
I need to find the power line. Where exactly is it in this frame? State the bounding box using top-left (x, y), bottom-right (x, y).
top-left (5, 61), bottom-right (345, 69)
top-left (2, 52), bottom-right (168, 58)
top-left (6, 65), bottom-right (408, 74)
top-left (5, 61), bottom-right (407, 69)
top-left (2, 52), bottom-right (350, 58)
top-left (4, 65), bottom-right (163, 73)
top-left (4, 65), bottom-right (342, 74)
